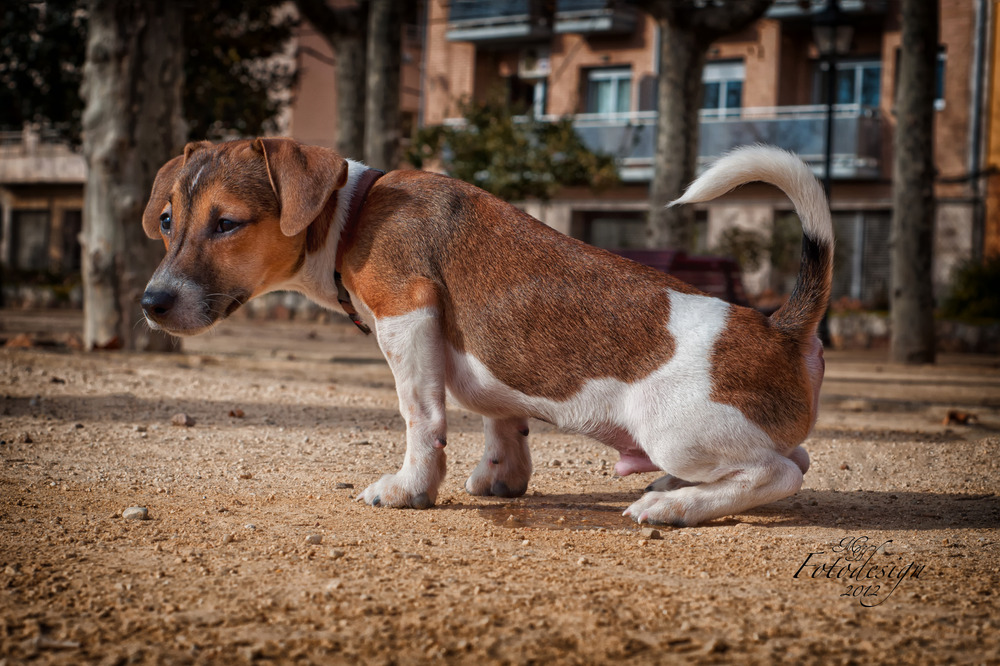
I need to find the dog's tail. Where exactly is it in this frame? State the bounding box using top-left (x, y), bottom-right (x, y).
top-left (671, 145), bottom-right (834, 338)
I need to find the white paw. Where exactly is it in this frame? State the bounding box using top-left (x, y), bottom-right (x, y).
top-left (623, 491), bottom-right (698, 527)
top-left (358, 472), bottom-right (436, 509)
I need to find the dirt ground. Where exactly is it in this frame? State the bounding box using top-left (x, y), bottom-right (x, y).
top-left (1, 309), bottom-right (998, 665)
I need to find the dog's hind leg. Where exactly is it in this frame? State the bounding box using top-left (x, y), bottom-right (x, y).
top-left (358, 306), bottom-right (448, 509)
top-left (465, 416), bottom-right (532, 498)
top-left (623, 452), bottom-right (804, 527)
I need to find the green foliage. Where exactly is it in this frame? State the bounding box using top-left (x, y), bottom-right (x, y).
top-left (711, 226), bottom-right (769, 271)
top-left (0, 2), bottom-right (87, 140)
top-left (0, 1), bottom-right (294, 143)
top-left (940, 255), bottom-right (1000, 321)
top-left (183, 0), bottom-right (296, 141)
top-left (406, 96), bottom-right (619, 202)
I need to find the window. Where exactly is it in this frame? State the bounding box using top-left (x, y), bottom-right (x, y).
top-left (830, 211), bottom-right (890, 308)
top-left (12, 210), bottom-right (50, 271)
top-left (572, 211), bottom-right (645, 248)
top-left (815, 59), bottom-right (881, 106)
top-left (508, 76), bottom-right (547, 116)
top-left (702, 61), bottom-right (744, 116)
top-left (585, 67), bottom-right (632, 115)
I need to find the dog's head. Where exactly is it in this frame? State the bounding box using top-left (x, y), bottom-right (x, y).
top-left (140, 138), bottom-right (348, 336)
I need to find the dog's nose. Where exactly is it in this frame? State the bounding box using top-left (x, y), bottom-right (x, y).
top-left (141, 289), bottom-right (177, 319)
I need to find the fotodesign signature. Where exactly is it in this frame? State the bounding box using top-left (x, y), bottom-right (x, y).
top-left (793, 536), bottom-right (926, 607)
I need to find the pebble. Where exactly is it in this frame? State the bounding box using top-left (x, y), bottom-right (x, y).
top-left (122, 507), bottom-right (149, 521)
top-left (245, 524), bottom-right (257, 531)
top-left (640, 527), bottom-right (662, 540)
top-left (306, 534), bottom-right (323, 545)
top-left (222, 534), bottom-right (235, 544)
top-left (349, 440), bottom-right (371, 446)
top-left (238, 472), bottom-right (253, 480)
top-left (335, 482), bottom-right (354, 489)
top-left (171, 413), bottom-right (195, 427)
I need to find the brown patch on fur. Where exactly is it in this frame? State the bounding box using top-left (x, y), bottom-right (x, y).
top-left (709, 307), bottom-right (814, 447)
top-left (253, 137), bottom-right (349, 237)
top-left (340, 171), bottom-right (701, 401)
top-left (149, 140), bottom-right (308, 306)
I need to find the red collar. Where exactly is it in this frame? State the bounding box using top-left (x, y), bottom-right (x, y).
top-left (334, 167), bottom-right (384, 335)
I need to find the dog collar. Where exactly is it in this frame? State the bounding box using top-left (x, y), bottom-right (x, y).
top-left (334, 167), bottom-right (384, 335)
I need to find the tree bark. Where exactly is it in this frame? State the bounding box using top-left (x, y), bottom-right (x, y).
top-left (890, 0), bottom-right (938, 363)
top-left (80, 0), bottom-right (185, 351)
top-left (295, 0), bottom-right (368, 159)
top-left (363, 0), bottom-right (402, 169)
top-left (646, 19), bottom-right (705, 250)
top-left (636, 0), bottom-right (773, 251)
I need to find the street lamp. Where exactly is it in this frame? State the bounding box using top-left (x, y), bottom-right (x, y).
top-left (812, 0), bottom-right (854, 199)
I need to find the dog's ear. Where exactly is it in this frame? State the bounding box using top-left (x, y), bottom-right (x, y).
top-left (253, 137), bottom-right (349, 237)
top-left (142, 154), bottom-right (185, 240)
top-left (142, 141), bottom-right (215, 240)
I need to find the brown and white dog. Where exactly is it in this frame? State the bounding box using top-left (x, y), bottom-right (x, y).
top-left (141, 138), bottom-right (832, 527)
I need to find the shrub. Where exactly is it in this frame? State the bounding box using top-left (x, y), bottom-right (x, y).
top-left (940, 255), bottom-right (1000, 320)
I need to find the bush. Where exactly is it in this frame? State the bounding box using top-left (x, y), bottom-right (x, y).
top-left (940, 255), bottom-right (1000, 321)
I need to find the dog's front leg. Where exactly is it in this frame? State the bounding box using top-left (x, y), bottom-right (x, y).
top-left (465, 417), bottom-right (532, 498)
top-left (358, 307), bottom-right (448, 509)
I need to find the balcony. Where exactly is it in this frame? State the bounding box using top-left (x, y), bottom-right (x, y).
top-left (0, 129), bottom-right (86, 185)
top-left (446, 0), bottom-right (551, 44)
top-left (560, 105), bottom-right (883, 182)
top-left (554, 0), bottom-right (639, 36)
top-left (766, 0), bottom-right (888, 19)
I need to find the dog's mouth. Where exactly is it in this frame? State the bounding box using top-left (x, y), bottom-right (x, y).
top-left (141, 284), bottom-right (249, 337)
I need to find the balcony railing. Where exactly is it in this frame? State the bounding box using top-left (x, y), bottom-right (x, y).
top-left (0, 128), bottom-right (86, 185)
top-left (446, 0), bottom-right (551, 43)
top-left (766, 0), bottom-right (888, 19)
top-left (559, 104), bottom-right (883, 182)
top-left (554, 0), bottom-right (638, 35)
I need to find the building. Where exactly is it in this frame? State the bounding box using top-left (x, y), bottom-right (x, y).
top-left (0, 127), bottom-right (85, 286)
top-left (290, 0), bottom-right (994, 306)
top-left (1, 0), bottom-right (995, 309)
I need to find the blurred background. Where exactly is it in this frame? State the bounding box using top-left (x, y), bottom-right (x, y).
top-left (0, 0), bottom-right (997, 361)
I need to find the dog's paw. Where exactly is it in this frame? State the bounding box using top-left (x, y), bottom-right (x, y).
top-left (358, 473), bottom-right (436, 510)
top-left (623, 491), bottom-right (695, 527)
top-left (465, 459), bottom-right (530, 498)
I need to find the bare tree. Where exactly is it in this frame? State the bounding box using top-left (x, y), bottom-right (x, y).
top-left (890, 0), bottom-right (938, 363)
top-left (634, 0), bottom-right (773, 250)
top-left (80, 0), bottom-right (185, 351)
top-left (295, 0), bottom-right (369, 159)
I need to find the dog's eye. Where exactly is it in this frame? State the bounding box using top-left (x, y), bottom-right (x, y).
top-left (159, 212), bottom-right (171, 234)
top-left (215, 218), bottom-right (239, 234)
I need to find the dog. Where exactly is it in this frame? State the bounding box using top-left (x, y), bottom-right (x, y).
top-left (141, 138), bottom-right (832, 527)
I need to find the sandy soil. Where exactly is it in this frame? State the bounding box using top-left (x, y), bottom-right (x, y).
top-left (1, 309), bottom-right (998, 665)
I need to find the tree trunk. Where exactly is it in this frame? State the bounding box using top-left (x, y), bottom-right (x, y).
top-left (646, 18), bottom-right (705, 250)
top-left (890, 0), bottom-right (938, 363)
top-left (336, 30), bottom-right (367, 159)
top-left (363, 0), bottom-right (401, 169)
top-left (295, 0), bottom-right (368, 158)
top-left (636, 0), bottom-right (773, 251)
top-left (80, 0), bottom-right (185, 351)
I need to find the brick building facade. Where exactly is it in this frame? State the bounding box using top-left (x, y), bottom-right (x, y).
top-left (1, 1), bottom-right (996, 309)
top-left (289, 0), bottom-right (995, 306)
